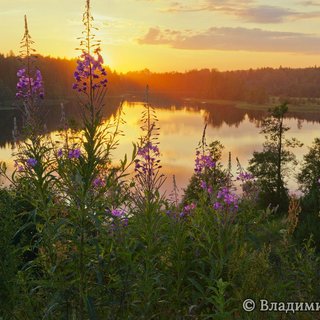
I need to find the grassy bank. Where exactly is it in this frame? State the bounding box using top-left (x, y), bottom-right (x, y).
top-left (184, 97), bottom-right (320, 113)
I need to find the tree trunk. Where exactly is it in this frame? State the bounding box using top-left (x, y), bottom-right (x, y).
top-left (276, 115), bottom-right (283, 205)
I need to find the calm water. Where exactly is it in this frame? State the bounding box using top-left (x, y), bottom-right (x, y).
top-left (1, 100), bottom-right (319, 195)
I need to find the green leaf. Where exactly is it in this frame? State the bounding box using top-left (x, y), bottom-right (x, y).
top-left (132, 142), bottom-right (137, 161)
top-left (188, 277), bottom-right (204, 294)
top-left (86, 296), bottom-right (98, 320)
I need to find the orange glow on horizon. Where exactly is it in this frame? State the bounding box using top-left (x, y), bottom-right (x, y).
top-left (11, 46), bottom-right (320, 74)
top-left (2, 0), bottom-right (320, 73)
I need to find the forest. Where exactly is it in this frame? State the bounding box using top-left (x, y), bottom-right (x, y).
top-left (2, 52), bottom-right (320, 105)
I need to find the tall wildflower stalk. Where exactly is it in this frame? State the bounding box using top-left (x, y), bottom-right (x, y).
top-left (169, 174), bottom-right (180, 208)
top-left (0, 2), bottom-right (132, 318)
top-left (128, 87), bottom-right (166, 318)
top-left (51, 0), bottom-right (134, 317)
top-left (73, 0), bottom-right (107, 120)
top-left (17, 15), bottom-right (44, 134)
top-left (10, 16), bottom-right (54, 221)
top-left (183, 126), bottom-right (222, 204)
top-left (0, 15), bottom-right (58, 319)
top-left (133, 86), bottom-right (165, 210)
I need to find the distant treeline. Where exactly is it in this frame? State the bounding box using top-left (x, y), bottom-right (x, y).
top-left (2, 53), bottom-right (320, 104)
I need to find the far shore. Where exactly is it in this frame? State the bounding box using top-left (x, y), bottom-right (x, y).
top-left (1, 95), bottom-right (320, 114)
top-left (183, 97), bottom-right (320, 114)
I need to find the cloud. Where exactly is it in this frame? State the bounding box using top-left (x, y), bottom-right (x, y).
top-left (239, 6), bottom-right (297, 23)
top-left (162, 0), bottom-right (251, 13)
top-left (239, 5), bottom-right (320, 23)
top-left (138, 27), bottom-right (185, 44)
top-left (161, 1), bottom-right (320, 23)
top-left (138, 26), bottom-right (320, 53)
top-left (298, 0), bottom-right (320, 5)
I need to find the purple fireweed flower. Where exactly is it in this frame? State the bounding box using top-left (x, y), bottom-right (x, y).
top-left (57, 149), bottom-right (63, 157)
top-left (179, 211), bottom-right (186, 218)
top-left (93, 177), bottom-right (105, 188)
top-left (111, 208), bottom-right (125, 217)
top-left (181, 202), bottom-right (196, 217)
top-left (200, 180), bottom-right (213, 194)
top-left (73, 149), bottom-right (81, 158)
top-left (178, 202), bottom-right (196, 218)
top-left (16, 68), bottom-right (44, 100)
top-left (236, 170), bottom-right (259, 201)
top-left (17, 68), bottom-right (25, 77)
top-left (236, 172), bottom-right (254, 181)
top-left (135, 141), bottom-right (161, 176)
top-left (109, 216), bottom-right (129, 236)
top-left (194, 152), bottom-right (215, 174)
top-left (26, 158), bottom-right (37, 168)
top-left (68, 148), bottom-right (81, 159)
top-left (213, 202), bottom-right (223, 210)
top-left (200, 180), bottom-right (207, 190)
top-left (14, 161), bottom-right (24, 172)
top-left (72, 49), bottom-right (108, 92)
top-left (137, 142), bottom-right (160, 158)
top-left (214, 186), bottom-right (239, 213)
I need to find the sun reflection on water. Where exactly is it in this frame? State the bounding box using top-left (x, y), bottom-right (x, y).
top-left (0, 101), bottom-right (319, 195)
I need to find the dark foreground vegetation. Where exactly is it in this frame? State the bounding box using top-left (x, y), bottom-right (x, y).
top-left (1, 1), bottom-right (320, 319)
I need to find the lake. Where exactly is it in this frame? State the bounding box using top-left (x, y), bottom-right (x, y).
top-left (0, 99), bottom-right (319, 196)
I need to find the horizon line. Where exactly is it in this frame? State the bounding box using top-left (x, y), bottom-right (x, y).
top-left (2, 50), bottom-right (320, 74)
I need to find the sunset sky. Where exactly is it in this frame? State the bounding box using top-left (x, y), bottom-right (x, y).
top-left (2, 0), bottom-right (320, 72)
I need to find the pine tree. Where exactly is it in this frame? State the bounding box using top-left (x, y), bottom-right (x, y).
top-left (248, 103), bottom-right (302, 212)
